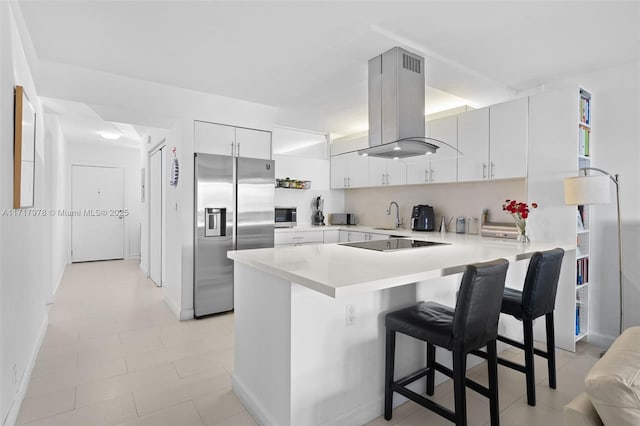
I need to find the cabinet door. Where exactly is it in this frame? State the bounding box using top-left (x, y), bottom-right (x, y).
top-left (330, 154), bottom-right (349, 189)
top-left (457, 108), bottom-right (489, 182)
top-left (406, 156), bottom-right (429, 184)
top-left (235, 127), bottom-right (272, 160)
top-left (323, 230), bottom-right (339, 244)
top-left (386, 159), bottom-right (407, 186)
top-left (368, 157), bottom-right (387, 186)
top-left (489, 97), bottom-right (528, 179)
top-left (348, 231), bottom-right (367, 242)
top-left (428, 116), bottom-right (458, 183)
top-left (194, 121), bottom-right (235, 156)
top-left (368, 233), bottom-right (389, 241)
top-left (338, 230), bottom-right (350, 242)
top-left (347, 153), bottom-right (369, 187)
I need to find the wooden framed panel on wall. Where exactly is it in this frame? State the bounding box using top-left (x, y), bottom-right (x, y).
top-left (14, 85), bottom-right (36, 208)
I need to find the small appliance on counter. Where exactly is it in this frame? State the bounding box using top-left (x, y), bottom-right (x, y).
top-left (275, 207), bottom-right (297, 228)
top-left (329, 213), bottom-right (357, 225)
top-left (480, 208), bottom-right (519, 239)
top-left (411, 205), bottom-right (435, 231)
top-left (312, 196), bottom-right (325, 226)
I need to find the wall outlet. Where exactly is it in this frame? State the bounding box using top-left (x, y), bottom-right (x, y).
top-left (345, 304), bottom-right (355, 327)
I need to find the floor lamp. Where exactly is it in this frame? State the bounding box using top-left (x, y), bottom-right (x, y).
top-left (564, 168), bottom-right (623, 335)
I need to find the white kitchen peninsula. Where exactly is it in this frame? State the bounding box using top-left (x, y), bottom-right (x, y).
top-left (228, 234), bottom-right (575, 426)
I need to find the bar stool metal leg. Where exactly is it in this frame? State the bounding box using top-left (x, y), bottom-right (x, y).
top-left (384, 329), bottom-right (396, 420)
top-left (546, 312), bottom-right (557, 389)
top-left (523, 318), bottom-right (536, 406)
top-left (453, 351), bottom-right (467, 426)
top-left (487, 341), bottom-right (500, 426)
top-left (426, 343), bottom-right (436, 396)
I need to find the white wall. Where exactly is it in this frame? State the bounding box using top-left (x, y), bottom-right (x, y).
top-left (273, 155), bottom-right (345, 227)
top-left (66, 140), bottom-right (143, 260)
top-left (0, 3), bottom-right (51, 425)
top-left (45, 115), bottom-right (70, 293)
top-left (544, 61), bottom-right (640, 344)
top-left (344, 179), bottom-right (526, 231)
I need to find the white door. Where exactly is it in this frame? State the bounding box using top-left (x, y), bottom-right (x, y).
top-left (235, 127), bottom-right (271, 159)
top-left (71, 165), bottom-right (125, 262)
top-left (489, 97), bottom-right (528, 179)
top-left (149, 148), bottom-right (164, 286)
top-left (194, 121), bottom-right (235, 156)
top-left (457, 108), bottom-right (490, 182)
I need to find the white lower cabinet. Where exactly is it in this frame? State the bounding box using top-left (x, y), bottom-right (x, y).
top-left (274, 230), bottom-right (324, 246)
top-left (323, 230), bottom-right (339, 244)
top-left (338, 230), bottom-right (389, 242)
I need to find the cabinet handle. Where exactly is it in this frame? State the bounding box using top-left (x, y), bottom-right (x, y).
top-left (381, 173), bottom-right (385, 185)
top-left (490, 162), bottom-right (495, 178)
top-left (482, 163), bottom-right (487, 179)
top-left (237, 143), bottom-right (240, 157)
top-left (292, 236), bottom-right (304, 240)
top-left (348, 177), bottom-right (351, 187)
top-left (424, 169), bottom-right (428, 183)
top-left (429, 168), bottom-right (434, 182)
top-left (386, 173), bottom-right (390, 184)
top-left (230, 142), bottom-right (235, 157)
top-left (343, 177), bottom-right (347, 187)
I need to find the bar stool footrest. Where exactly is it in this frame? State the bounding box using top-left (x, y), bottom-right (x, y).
top-left (391, 383), bottom-right (456, 423)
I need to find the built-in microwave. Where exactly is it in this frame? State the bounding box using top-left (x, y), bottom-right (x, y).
top-left (275, 207), bottom-right (297, 228)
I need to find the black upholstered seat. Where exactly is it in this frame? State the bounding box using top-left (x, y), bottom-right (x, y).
top-left (384, 259), bottom-right (509, 426)
top-left (474, 248), bottom-right (565, 408)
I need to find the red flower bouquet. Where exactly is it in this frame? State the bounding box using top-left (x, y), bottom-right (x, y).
top-left (502, 200), bottom-right (538, 242)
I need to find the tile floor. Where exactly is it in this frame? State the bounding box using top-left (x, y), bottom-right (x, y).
top-left (16, 260), bottom-right (601, 426)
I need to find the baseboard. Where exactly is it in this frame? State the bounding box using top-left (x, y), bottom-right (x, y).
top-left (588, 332), bottom-right (616, 349)
top-left (139, 262), bottom-right (148, 276)
top-left (179, 308), bottom-right (194, 321)
top-left (52, 264), bottom-right (66, 295)
top-left (162, 296), bottom-right (193, 321)
top-left (232, 374), bottom-right (279, 426)
top-left (2, 316), bottom-right (48, 426)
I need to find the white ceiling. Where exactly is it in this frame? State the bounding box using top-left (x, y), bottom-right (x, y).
top-left (19, 1), bottom-right (640, 139)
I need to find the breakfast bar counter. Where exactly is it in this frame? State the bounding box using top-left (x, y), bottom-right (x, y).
top-left (227, 234), bottom-right (575, 426)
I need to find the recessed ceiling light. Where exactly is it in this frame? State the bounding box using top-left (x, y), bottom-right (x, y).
top-left (98, 131), bottom-right (121, 140)
top-left (392, 146), bottom-right (402, 151)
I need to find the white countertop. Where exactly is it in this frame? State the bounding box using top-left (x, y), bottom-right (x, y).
top-left (228, 231), bottom-right (575, 298)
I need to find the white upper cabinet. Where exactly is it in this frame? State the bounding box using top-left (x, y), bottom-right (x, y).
top-left (194, 121), bottom-right (236, 156)
top-left (235, 127), bottom-right (272, 160)
top-left (368, 158), bottom-right (407, 186)
top-left (457, 107), bottom-right (490, 182)
top-left (194, 121), bottom-right (271, 160)
top-left (330, 152), bottom-right (369, 189)
top-left (428, 115), bottom-right (458, 183)
top-left (489, 97), bottom-right (528, 179)
top-left (406, 156), bottom-right (430, 184)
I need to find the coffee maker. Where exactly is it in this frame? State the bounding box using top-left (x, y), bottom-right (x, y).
top-left (312, 196), bottom-right (325, 226)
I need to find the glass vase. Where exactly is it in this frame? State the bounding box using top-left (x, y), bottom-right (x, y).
top-left (513, 216), bottom-right (530, 243)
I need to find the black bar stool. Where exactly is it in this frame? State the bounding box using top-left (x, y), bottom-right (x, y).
top-left (472, 248), bottom-right (564, 407)
top-left (384, 259), bottom-right (509, 426)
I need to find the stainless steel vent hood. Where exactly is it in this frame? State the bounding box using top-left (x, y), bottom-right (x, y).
top-left (358, 46), bottom-right (443, 159)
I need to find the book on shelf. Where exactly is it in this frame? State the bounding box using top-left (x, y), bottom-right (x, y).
top-left (577, 209), bottom-right (584, 230)
top-left (579, 125), bottom-right (590, 156)
top-left (576, 257), bottom-right (589, 285)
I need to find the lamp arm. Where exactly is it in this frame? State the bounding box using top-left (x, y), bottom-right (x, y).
top-left (578, 167), bottom-right (620, 186)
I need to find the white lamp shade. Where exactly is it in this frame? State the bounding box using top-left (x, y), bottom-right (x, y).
top-left (564, 175), bottom-right (612, 205)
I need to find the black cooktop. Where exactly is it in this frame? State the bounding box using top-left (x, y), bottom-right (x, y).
top-left (340, 238), bottom-right (449, 252)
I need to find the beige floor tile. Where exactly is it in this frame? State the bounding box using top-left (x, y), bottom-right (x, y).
top-left (75, 363), bottom-right (179, 408)
top-left (133, 371), bottom-right (231, 416)
top-left (493, 395), bottom-right (564, 426)
top-left (78, 336), bottom-right (163, 366)
top-left (193, 389), bottom-right (246, 425)
top-left (207, 410), bottom-right (257, 426)
top-left (26, 358), bottom-right (127, 398)
top-left (173, 349), bottom-right (233, 378)
top-left (16, 387), bottom-right (75, 425)
top-left (22, 393), bottom-right (137, 426)
top-left (118, 401), bottom-right (205, 426)
top-left (31, 351), bottom-right (79, 379)
top-left (124, 339), bottom-right (217, 372)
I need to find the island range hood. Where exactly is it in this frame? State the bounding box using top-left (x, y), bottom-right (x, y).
top-left (358, 46), bottom-right (442, 159)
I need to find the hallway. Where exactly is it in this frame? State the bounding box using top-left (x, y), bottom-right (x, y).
top-left (16, 260), bottom-right (253, 426)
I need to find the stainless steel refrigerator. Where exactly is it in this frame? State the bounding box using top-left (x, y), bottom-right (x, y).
top-left (194, 153), bottom-right (275, 318)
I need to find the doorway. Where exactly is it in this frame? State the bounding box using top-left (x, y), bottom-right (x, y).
top-left (71, 165), bottom-right (125, 262)
top-left (148, 146), bottom-right (166, 287)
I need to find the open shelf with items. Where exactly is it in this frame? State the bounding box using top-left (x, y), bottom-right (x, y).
top-left (275, 178), bottom-right (311, 189)
top-left (573, 87), bottom-right (592, 343)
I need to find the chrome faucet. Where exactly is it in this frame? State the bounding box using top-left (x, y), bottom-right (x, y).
top-left (386, 201), bottom-right (402, 228)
